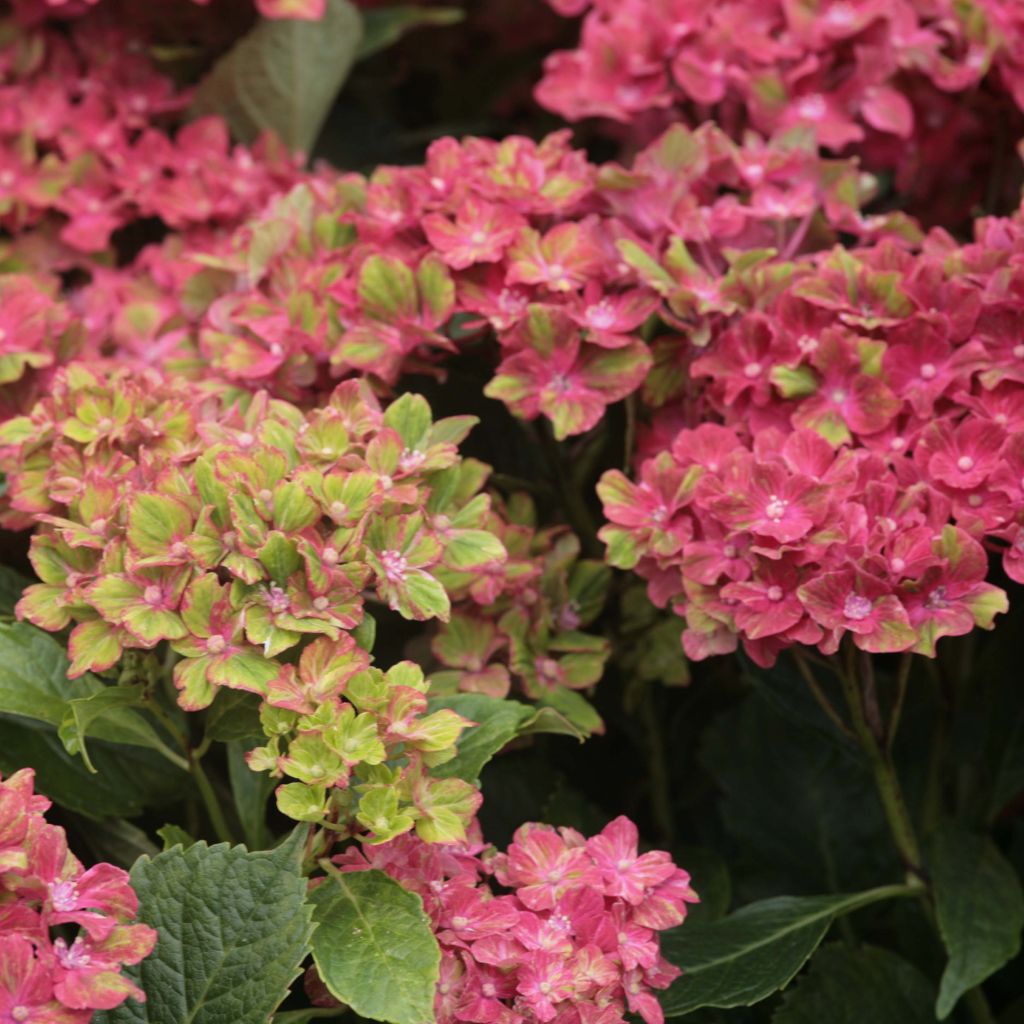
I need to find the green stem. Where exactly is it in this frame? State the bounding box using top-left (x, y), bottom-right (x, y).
top-left (791, 649), bottom-right (854, 740)
top-left (963, 986), bottom-right (998, 1024)
top-left (838, 648), bottom-right (996, 1024)
top-left (190, 751), bottom-right (234, 845)
top-left (886, 652), bottom-right (913, 754)
top-left (838, 647), bottom-right (924, 880)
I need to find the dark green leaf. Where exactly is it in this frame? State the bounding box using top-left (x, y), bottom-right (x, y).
top-left (428, 694), bottom-right (536, 782)
top-left (659, 886), bottom-right (912, 1016)
top-left (310, 868), bottom-right (440, 1024)
top-left (357, 5), bottom-right (463, 60)
top-left (205, 689), bottom-right (263, 743)
top-left (59, 683), bottom-right (184, 772)
top-left (772, 944), bottom-right (935, 1024)
top-left (189, 0), bottom-right (363, 154)
top-left (701, 689), bottom-right (895, 900)
top-left (930, 825), bottom-right (1024, 1018)
top-left (97, 829), bottom-right (313, 1024)
top-left (0, 564), bottom-right (30, 616)
top-left (0, 714), bottom-right (190, 819)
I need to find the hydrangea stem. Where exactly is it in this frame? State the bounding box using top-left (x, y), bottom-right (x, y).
top-left (189, 749), bottom-right (235, 846)
top-left (836, 647), bottom-right (997, 1024)
top-left (838, 646), bottom-right (923, 879)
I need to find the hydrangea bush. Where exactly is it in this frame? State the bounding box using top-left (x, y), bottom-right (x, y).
top-left (1, 0), bottom-right (1023, 1022)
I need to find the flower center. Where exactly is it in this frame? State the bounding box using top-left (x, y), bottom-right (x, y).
top-left (743, 361), bottom-right (762, 379)
top-left (586, 302), bottom-right (616, 330)
top-left (11, 1008), bottom-right (29, 1022)
top-left (49, 879), bottom-right (79, 912)
top-left (1013, 344), bottom-right (1024, 359)
top-left (237, 431), bottom-right (255, 448)
top-left (322, 546), bottom-right (339, 565)
top-left (920, 362), bottom-right (937, 379)
top-left (330, 501), bottom-right (348, 520)
top-left (470, 230), bottom-right (487, 245)
top-left (843, 594), bottom-right (873, 621)
top-left (143, 585), bottom-right (163, 606)
top-left (764, 494), bottom-right (788, 520)
top-left (264, 585), bottom-right (290, 614)
top-left (399, 448), bottom-right (426, 472)
top-left (926, 586), bottom-right (949, 610)
top-left (206, 635), bottom-right (227, 654)
top-left (957, 455), bottom-right (975, 472)
top-left (549, 372), bottom-right (573, 396)
top-left (766, 585), bottom-right (784, 601)
top-left (313, 596), bottom-right (330, 611)
top-left (797, 94), bottom-right (827, 120)
top-left (379, 549), bottom-right (408, 584)
top-left (830, 388), bottom-right (847, 404)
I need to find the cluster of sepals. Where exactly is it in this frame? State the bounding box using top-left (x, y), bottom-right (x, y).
top-left (61, 118), bottom-right (911, 444)
top-left (0, 768), bottom-right (156, 1020)
top-left (324, 815), bottom-right (698, 1024)
top-left (536, 0), bottom-right (1024, 220)
top-left (0, 367), bottom-right (515, 837)
top-left (598, 218), bottom-right (1024, 665)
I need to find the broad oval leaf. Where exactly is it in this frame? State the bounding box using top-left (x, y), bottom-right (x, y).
top-left (773, 944), bottom-right (935, 1024)
top-left (659, 886), bottom-right (912, 1016)
top-left (96, 830), bottom-right (313, 1024)
top-left (310, 868), bottom-right (440, 1024)
top-left (189, 0), bottom-right (363, 155)
top-left (930, 824), bottom-right (1024, 1018)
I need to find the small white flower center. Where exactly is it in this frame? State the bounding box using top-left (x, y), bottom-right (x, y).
top-left (379, 549), bottom-right (408, 584)
top-left (764, 494), bottom-right (788, 521)
top-left (843, 594), bottom-right (873, 621)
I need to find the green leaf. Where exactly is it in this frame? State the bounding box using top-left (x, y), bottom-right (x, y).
top-left (205, 689), bottom-right (264, 743)
top-left (310, 868), bottom-right (440, 1024)
top-left (700, 687), bottom-right (895, 899)
top-left (189, 0), bottom-right (363, 155)
top-left (357, 5), bottom-right (463, 59)
top-left (536, 687), bottom-right (603, 737)
top-left (59, 684), bottom-right (184, 773)
top-left (0, 714), bottom-right (191, 820)
top-left (772, 944), bottom-right (935, 1024)
top-left (659, 886), bottom-right (913, 1016)
top-left (97, 830), bottom-right (313, 1024)
top-left (930, 824), bottom-right (1024, 1018)
top-left (427, 695), bottom-right (535, 783)
top-left (0, 622), bottom-right (185, 769)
